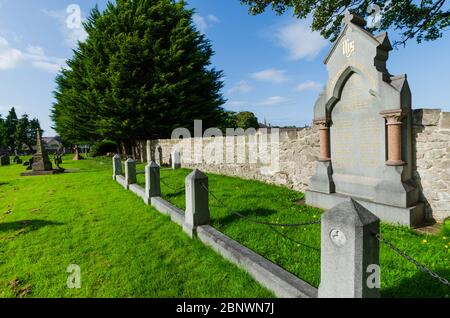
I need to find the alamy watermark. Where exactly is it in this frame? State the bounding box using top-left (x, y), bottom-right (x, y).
top-left (66, 4), bottom-right (82, 30)
top-left (170, 120), bottom-right (280, 176)
top-left (67, 264), bottom-right (81, 289)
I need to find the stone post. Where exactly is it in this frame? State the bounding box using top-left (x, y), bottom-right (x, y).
top-left (380, 110), bottom-right (406, 166)
top-left (184, 169), bottom-right (210, 237)
top-left (125, 158), bottom-right (137, 185)
top-left (145, 161), bottom-right (161, 203)
top-left (112, 154), bottom-right (122, 180)
top-left (315, 118), bottom-right (331, 161)
top-left (171, 149), bottom-right (181, 169)
top-left (319, 199), bottom-right (380, 298)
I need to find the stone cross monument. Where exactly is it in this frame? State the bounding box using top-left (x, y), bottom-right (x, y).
top-left (305, 12), bottom-right (424, 227)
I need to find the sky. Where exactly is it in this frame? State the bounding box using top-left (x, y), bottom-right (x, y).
top-left (0, 0), bottom-right (449, 136)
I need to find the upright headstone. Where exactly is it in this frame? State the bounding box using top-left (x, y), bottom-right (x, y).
top-left (155, 146), bottom-right (163, 166)
top-left (306, 12), bottom-right (423, 227)
top-left (145, 161), bottom-right (161, 203)
top-left (171, 149), bottom-right (181, 169)
top-left (0, 154), bottom-right (10, 166)
top-left (319, 199), bottom-right (380, 298)
top-left (184, 169), bottom-right (210, 237)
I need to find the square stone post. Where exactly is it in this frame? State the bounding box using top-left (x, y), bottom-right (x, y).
top-left (171, 150), bottom-right (181, 169)
top-left (319, 198), bottom-right (380, 298)
top-left (112, 154), bottom-right (122, 180)
top-left (145, 161), bottom-right (161, 204)
top-left (183, 169), bottom-right (210, 238)
top-left (125, 158), bottom-right (137, 186)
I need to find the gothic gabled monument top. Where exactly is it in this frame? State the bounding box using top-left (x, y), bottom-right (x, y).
top-left (306, 12), bottom-right (424, 227)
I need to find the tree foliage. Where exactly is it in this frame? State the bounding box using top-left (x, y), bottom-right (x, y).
top-left (0, 107), bottom-right (43, 153)
top-left (240, 0), bottom-right (450, 46)
top-left (51, 0), bottom-right (226, 152)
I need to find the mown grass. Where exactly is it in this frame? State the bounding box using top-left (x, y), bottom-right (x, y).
top-left (136, 167), bottom-right (450, 298)
top-left (0, 157), bottom-right (272, 298)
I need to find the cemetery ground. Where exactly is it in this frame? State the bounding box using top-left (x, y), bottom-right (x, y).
top-left (0, 157), bottom-right (448, 298)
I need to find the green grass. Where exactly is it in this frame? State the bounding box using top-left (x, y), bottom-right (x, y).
top-left (0, 157), bottom-right (272, 298)
top-left (136, 168), bottom-right (450, 298)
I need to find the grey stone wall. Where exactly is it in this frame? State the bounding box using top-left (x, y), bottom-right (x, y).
top-left (148, 109), bottom-right (449, 222)
top-left (413, 109), bottom-right (450, 221)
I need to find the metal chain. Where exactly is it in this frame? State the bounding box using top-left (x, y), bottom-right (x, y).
top-left (160, 178), bottom-right (185, 192)
top-left (201, 183), bottom-right (321, 228)
top-left (375, 233), bottom-right (450, 287)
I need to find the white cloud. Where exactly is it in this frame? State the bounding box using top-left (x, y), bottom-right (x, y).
top-left (193, 14), bottom-right (208, 33)
top-left (207, 14), bottom-right (220, 23)
top-left (228, 80), bottom-right (252, 95)
top-left (226, 100), bottom-right (248, 109)
top-left (251, 68), bottom-right (287, 84)
top-left (24, 46), bottom-right (66, 73)
top-left (193, 13), bottom-right (220, 34)
top-left (41, 8), bottom-right (88, 48)
top-left (274, 20), bottom-right (328, 60)
top-left (295, 80), bottom-right (323, 92)
top-left (0, 37), bottom-right (23, 70)
top-left (0, 38), bottom-right (65, 73)
top-left (257, 96), bottom-right (289, 106)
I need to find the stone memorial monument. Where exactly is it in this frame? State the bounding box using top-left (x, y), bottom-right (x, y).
top-left (21, 129), bottom-right (63, 176)
top-left (306, 12), bottom-right (424, 227)
top-left (0, 154), bottom-right (10, 166)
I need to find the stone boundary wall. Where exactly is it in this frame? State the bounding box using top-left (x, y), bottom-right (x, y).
top-left (147, 109), bottom-right (449, 222)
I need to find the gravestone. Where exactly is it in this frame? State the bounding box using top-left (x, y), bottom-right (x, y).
top-left (0, 154), bottom-right (10, 166)
top-left (21, 129), bottom-right (63, 176)
top-left (171, 149), bottom-right (181, 169)
top-left (73, 145), bottom-right (84, 161)
top-left (306, 12), bottom-right (423, 227)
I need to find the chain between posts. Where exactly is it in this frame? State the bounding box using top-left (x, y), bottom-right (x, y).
top-left (160, 178), bottom-right (185, 192)
top-left (375, 233), bottom-right (450, 287)
top-left (201, 183), bottom-right (321, 228)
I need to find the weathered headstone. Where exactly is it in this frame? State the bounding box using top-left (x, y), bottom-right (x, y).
top-left (155, 146), bottom-right (163, 166)
top-left (319, 199), bottom-right (380, 298)
top-left (184, 169), bottom-right (210, 237)
top-left (73, 145), bottom-right (84, 161)
top-left (21, 130), bottom-right (63, 176)
top-left (171, 149), bottom-right (181, 169)
top-left (306, 12), bottom-right (423, 227)
top-left (1, 154), bottom-right (10, 166)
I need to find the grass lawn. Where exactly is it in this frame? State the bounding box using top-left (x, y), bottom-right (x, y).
top-left (136, 167), bottom-right (450, 298)
top-left (0, 156), bottom-right (273, 298)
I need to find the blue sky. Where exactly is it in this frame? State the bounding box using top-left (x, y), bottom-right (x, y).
top-left (0, 0), bottom-right (449, 136)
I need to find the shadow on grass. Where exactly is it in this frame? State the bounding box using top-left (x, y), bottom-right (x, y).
top-left (0, 220), bottom-right (63, 234)
top-left (214, 208), bottom-right (277, 227)
top-left (163, 190), bottom-right (185, 198)
top-left (382, 267), bottom-right (450, 298)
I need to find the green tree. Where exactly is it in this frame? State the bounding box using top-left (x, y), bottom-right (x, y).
top-left (4, 107), bottom-right (18, 152)
top-left (235, 111), bottom-right (259, 130)
top-left (240, 0), bottom-right (450, 46)
top-left (0, 115), bottom-right (6, 149)
top-left (52, 0), bottom-right (225, 154)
